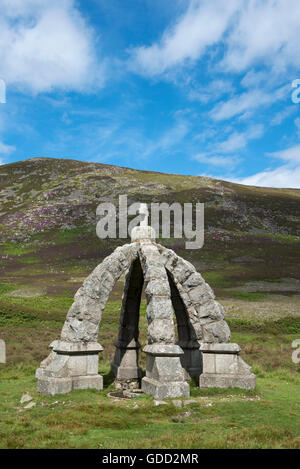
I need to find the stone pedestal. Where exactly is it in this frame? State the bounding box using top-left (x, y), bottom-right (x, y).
top-left (111, 338), bottom-right (142, 389)
top-left (178, 339), bottom-right (202, 382)
top-left (141, 344), bottom-right (190, 399)
top-left (36, 340), bottom-right (103, 395)
top-left (199, 343), bottom-right (256, 390)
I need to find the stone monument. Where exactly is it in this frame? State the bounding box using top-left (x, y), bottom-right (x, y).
top-left (36, 225), bottom-right (255, 398)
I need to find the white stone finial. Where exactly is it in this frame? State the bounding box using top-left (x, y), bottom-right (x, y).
top-left (130, 203), bottom-right (156, 241)
top-left (131, 225), bottom-right (156, 242)
top-left (138, 203), bottom-right (149, 227)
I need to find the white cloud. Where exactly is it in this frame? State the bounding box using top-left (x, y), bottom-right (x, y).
top-left (215, 125), bottom-right (263, 153)
top-left (129, 0), bottom-right (239, 76)
top-left (193, 153), bottom-right (236, 168)
top-left (271, 107), bottom-right (296, 126)
top-left (0, 140), bottom-right (15, 155)
top-left (130, 1), bottom-right (300, 78)
top-left (223, 0), bottom-right (300, 73)
top-left (0, 0), bottom-right (103, 94)
top-left (230, 165), bottom-right (300, 189)
top-left (210, 85), bottom-right (288, 121)
top-left (192, 124), bottom-right (264, 171)
top-left (268, 144), bottom-right (300, 164)
top-left (188, 79), bottom-right (234, 104)
top-left (228, 144), bottom-right (300, 188)
top-left (295, 118), bottom-right (300, 137)
top-left (141, 120), bottom-right (190, 158)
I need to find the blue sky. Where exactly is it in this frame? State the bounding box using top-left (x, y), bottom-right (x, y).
top-left (0, 0), bottom-right (300, 187)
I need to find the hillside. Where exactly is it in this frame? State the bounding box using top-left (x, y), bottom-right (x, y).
top-left (0, 157), bottom-right (299, 300)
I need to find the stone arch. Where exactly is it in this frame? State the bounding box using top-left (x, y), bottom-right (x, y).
top-left (157, 244), bottom-right (231, 344)
top-left (166, 270), bottom-right (202, 381)
top-left (61, 243), bottom-right (138, 342)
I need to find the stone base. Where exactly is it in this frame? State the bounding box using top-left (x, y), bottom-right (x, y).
top-left (199, 342), bottom-right (256, 391)
top-left (200, 373), bottom-right (256, 390)
top-left (114, 378), bottom-right (141, 391)
top-left (142, 344), bottom-right (190, 398)
top-left (142, 377), bottom-right (190, 399)
top-left (111, 339), bottom-right (143, 387)
top-left (37, 376), bottom-right (72, 395)
top-left (111, 363), bottom-right (142, 381)
top-left (37, 374), bottom-right (103, 395)
top-left (72, 374), bottom-right (103, 391)
top-left (36, 340), bottom-right (104, 395)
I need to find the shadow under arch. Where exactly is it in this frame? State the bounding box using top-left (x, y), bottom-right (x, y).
top-left (111, 256), bottom-right (144, 387)
top-left (166, 269), bottom-right (202, 382)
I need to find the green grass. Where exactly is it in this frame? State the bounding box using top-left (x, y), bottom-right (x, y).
top-left (0, 362), bottom-right (299, 449)
top-left (0, 289), bottom-right (299, 448)
top-left (228, 291), bottom-right (267, 301)
top-left (55, 227), bottom-right (88, 244)
top-left (18, 257), bottom-right (40, 264)
top-left (1, 241), bottom-right (36, 256)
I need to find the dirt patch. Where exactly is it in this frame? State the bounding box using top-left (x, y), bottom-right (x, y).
top-left (5, 287), bottom-right (47, 298)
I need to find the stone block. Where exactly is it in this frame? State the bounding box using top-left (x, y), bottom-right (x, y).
top-left (37, 376), bottom-right (72, 396)
top-left (87, 354), bottom-right (99, 375)
top-left (0, 339), bottom-right (6, 364)
top-left (147, 319), bottom-right (175, 343)
top-left (199, 373), bottom-right (256, 390)
top-left (67, 355), bottom-right (87, 376)
top-left (72, 375), bottom-right (103, 391)
top-left (199, 342), bottom-right (256, 390)
top-left (146, 297), bottom-right (174, 322)
top-left (202, 352), bottom-right (215, 374)
top-left (142, 377), bottom-right (190, 399)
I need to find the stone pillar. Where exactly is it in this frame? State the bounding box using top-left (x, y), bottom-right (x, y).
top-left (199, 343), bottom-right (256, 390)
top-left (142, 344), bottom-right (190, 399)
top-left (136, 230), bottom-right (190, 399)
top-left (0, 339), bottom-right (6, 364)
top-left (36, 340), bottom-right (103, 395)
top-left (111, 338), bottom-right (142, 389)
top-left (178, 339), bottom-right (202, 382)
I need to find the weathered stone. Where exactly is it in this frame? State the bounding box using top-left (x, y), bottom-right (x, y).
top-left (188, 283), bottom-right (215, 305)
top-left (200, 373), bottom-right (256, 390)
top-left (154, 400), bottom-right (167, 406)
top-left (183, 399), bottom-right (198, 406)
top-left (142, 378), bottom-right (189, 399)
top-left (20, 393), bottom-right (32, 404)
top-left (144, 278), bottom-right (170, 298)
top-left (72, 375), bottom-right (103, 390)
top-left (142, 343), bottom-right (190, 399)
top-left (147, 319), bottom-right (175, 344)
top-left (131, 225), bottom-right (156, 242)
top-left (172, 399), bottom-right (183, 408)
top-left (202, 320), bottom-right (231, 343)
top-left (36, 341), bottom-right (103, 395)
top-left (146, 297), bottom-right (174, 322)
top-left (23, 401), bottom-right (36, 409)
top-left (183, 272), bottom-right (205, 289)
top-left (199, 342), bottom-right (256, 390)
top-left (0, 339), bottom-right (6, 364)
top-left (196, 300), bottom-right (225, 321)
